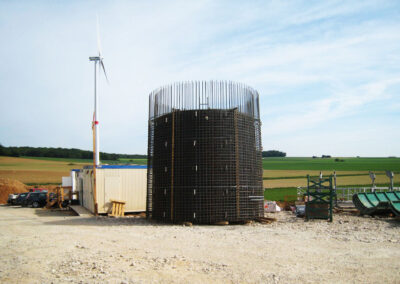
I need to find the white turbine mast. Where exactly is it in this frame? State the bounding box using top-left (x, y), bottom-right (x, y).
top-left (89, 15), bottom-right (108, 166)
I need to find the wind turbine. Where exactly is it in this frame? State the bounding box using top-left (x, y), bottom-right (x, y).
top-left (89, 16), bottom-right (108, 166)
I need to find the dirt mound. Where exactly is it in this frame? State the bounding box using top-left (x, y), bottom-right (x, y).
top-left (0, 178), bottom-right (29, 204)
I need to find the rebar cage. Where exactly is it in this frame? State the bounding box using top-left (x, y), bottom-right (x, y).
top-left (147, 81), bottom-right (263, 224)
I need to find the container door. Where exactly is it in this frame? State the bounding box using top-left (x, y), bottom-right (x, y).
top-left (104, 176), bottom-right (121, 213)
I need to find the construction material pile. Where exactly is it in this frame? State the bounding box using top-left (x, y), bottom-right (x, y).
top-left (352, 191), bottom-right (400, 216)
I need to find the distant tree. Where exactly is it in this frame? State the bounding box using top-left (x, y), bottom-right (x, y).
top-left (262, 150), bottom-right (286, 157)
top-left (0, 145), bottom-right (146, 160)
top-left (321, 155), bottom-right (331, 158)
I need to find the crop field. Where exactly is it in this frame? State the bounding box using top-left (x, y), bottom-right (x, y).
top-left (0, 156), bottom-right (399, 199)
top-left (23, 156), bottom-right (146, 165)
top-left (0, 156), bottom-right (147, 185)
top-left (262, 157), bottom-right (400, 171)
top-left (263, 170), bottom-right (368, 178)
top-left (263, 172), bottom-right (400, 188)
top-left (261, 157), bottom-right (399, 200)
top-left (0, 156), bottom-right (89, 184)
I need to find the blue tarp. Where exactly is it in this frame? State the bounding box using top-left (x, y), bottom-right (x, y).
top-left (98, 165), bottom-right (147, 169)
top-left (82, 165), bottom-right (147, 169)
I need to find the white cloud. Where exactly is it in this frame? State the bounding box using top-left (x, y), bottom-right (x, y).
top-left (0, 0), bottom-right (399, 156)
top-left (263, 78), bottom-right (400, 135)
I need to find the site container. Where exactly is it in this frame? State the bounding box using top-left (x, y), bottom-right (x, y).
top-left (74, 165), bottom-right (147, 214)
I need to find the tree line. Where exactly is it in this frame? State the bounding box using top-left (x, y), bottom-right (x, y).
top-left (0, 144), bottom-right (285, 159)
top-left (0, 145), bottom-right (147, 160)
top-left (262, 150), bottom-right (286, 157)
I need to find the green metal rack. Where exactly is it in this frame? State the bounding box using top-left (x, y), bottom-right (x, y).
top-left (305, 175), bottom-right (336, 222)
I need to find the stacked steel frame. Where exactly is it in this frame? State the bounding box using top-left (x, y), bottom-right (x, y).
top-left (147, 81), bottom-right (263, 224)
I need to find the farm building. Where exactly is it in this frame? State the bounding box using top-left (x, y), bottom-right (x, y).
top-left (73, 165), bottom-right (147, 214)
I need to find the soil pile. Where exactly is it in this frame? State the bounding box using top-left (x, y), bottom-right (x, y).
top-left (0, 178), bottom-right (29, 204)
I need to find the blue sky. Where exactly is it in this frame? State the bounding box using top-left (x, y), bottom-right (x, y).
top-left (0, 0), bottom-right (399, 157)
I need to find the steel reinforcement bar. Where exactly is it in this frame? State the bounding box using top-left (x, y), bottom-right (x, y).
top-left (146, 81), bottom-right (262, 223)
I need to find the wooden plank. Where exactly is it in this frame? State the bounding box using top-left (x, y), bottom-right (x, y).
top-left (110, 199), bottom-right (126, 204)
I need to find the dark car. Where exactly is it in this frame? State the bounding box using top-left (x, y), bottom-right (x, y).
top-left (21, 192), bottom-right (32, 207)
top-left (7, 193), bottom-right (19, 205)
top-left (25, 192), bottom-right (49, 208)
top-left (15, 193), bottom-right (29, 206)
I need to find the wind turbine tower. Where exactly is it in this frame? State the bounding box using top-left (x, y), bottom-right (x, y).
top-left (89, 17), bottom-right (108, 166)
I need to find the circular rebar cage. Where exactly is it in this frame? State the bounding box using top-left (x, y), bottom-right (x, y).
top-left (147, 81), bottom-right (263, 224)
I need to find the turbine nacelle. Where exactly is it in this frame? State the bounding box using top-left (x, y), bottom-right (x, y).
top-left (89, 55), bottom-right (108, 83)
top-left (89, 56), bottom-right (102, 61)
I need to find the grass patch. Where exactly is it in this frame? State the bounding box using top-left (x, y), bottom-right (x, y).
top-left (118, 158), bottom-right (147, 165)
top-left (264, 188), bottom-right (297, 201)
top-left (264, 183), bottom-right (400, 202)
top-left (262, 173), bottom-right (386, 180)
top-left (262, 157), bottom-right (400, 171)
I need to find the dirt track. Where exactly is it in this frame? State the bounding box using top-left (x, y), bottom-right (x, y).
top-left (0, 206), bottom-right (399, 283)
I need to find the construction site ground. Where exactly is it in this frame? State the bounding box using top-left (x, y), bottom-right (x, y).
top-left (0, 205), bottom-right (399, 284)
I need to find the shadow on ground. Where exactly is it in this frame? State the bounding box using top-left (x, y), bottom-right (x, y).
top-left (42, 216), bottom-right (168, 227)
top-left (34, 208), bottom-right (77, 217)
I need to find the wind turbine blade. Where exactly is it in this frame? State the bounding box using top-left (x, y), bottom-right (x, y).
top-left (96, 14), bottom-right (102, 57)
top-left (100, 60), bottom-right (109, 83)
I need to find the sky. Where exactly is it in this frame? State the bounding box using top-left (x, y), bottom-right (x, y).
top-left (0, 0), bottom-right (399, 157)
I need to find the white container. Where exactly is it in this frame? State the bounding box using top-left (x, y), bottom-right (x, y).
top-left (75, 165), bottom-right (147, 214)
top-left (62, 176), bottom-right (72, 187)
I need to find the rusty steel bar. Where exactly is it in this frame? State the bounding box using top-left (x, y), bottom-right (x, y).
top-left (146, 81), bottom-right (262, 223)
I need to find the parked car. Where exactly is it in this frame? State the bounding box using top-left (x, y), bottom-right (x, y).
top-left (25, 192), bottom-right (50, 208)
top-left (15, 193), bottom-right (29, 206)
top-left (7, 193), bottom-right (19, 205)
top-left (21, 192), bottom-right (33, 207)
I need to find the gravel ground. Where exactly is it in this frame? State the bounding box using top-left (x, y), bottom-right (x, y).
top-left (0, 205), bottom-right (399, 283)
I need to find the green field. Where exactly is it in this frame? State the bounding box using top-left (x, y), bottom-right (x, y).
top-left (0, 156), bottom-right (147, 184)
top-left (263, 157), bottom-right (399, 201)
top-left (262, 157), bottom-right (400, 171)
top-left (2, 156), bottom-right (399, 201)
top-left (32, 156), bottom-right (395, 171)
top-left (118, 158), bottom-right (147, 165)
top-left (264, 183), bottom-right (399, 202)
top-left (264, 188), bottom-right (297, 201)
top-left (39, 156), bottom-right (396, 171)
